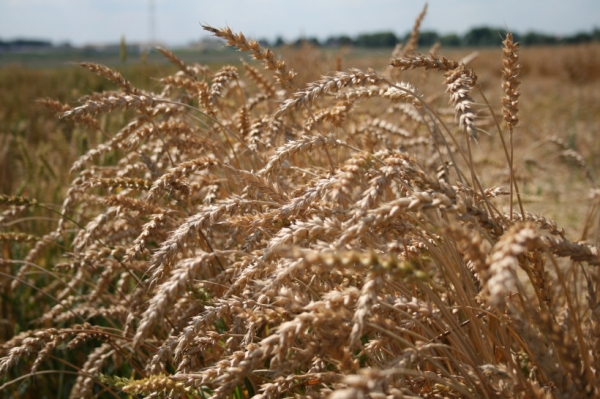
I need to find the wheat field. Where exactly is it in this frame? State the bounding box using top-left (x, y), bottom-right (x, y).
top-left (2, 6), bottom-right (600, 398)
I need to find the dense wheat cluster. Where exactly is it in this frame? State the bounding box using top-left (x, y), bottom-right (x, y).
top-left (2, 7), bottom-right (600, 398)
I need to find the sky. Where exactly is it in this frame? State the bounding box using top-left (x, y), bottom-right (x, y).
top-left (1, 0), bottom-right (599, 46)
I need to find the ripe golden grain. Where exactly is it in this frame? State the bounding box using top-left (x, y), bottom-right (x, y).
top-left (2, 8), bottom-right (600, 399)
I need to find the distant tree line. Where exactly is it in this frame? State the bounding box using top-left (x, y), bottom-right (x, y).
top-left (3, 25), bottom-right (599, 54)
top-left (0, 39), bottom-right (53, 51)
top-left (264, 26), bottom-right (600, 48)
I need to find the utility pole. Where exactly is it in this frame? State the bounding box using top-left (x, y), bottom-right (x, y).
top-left (149, 0), bottom-right (156, 48)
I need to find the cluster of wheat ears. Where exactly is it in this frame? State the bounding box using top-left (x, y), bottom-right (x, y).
top-left (2, 6), bottom-right (600, 398)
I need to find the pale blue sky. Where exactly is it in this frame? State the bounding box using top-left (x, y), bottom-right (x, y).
top-left (1, 0), bottom-right (598, 46)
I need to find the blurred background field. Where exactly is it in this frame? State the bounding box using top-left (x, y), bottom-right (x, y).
top-left (2, 42), bottom-right (599, 228)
